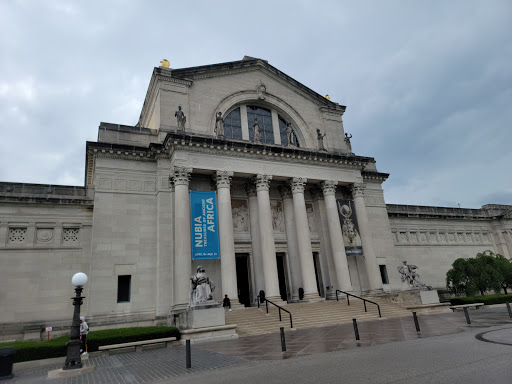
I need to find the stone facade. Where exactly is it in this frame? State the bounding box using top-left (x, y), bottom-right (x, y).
top-left (1, 57), bottom-right (511, 340)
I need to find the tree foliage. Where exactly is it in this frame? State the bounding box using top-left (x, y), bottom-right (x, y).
top-left (446, 250), bottom-right (512, 296)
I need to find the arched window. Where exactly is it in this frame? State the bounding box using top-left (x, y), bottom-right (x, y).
top-left (224, 108), bottom-right (242, 140)
top-left (246, 106), bottom-right (274, 144)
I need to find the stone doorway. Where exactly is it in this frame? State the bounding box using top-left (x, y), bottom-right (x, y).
top-left (276, 253), bottom-right (289, 302)
top-left (235, 253), bottom-right (251, 307)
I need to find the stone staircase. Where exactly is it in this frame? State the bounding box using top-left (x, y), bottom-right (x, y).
top-left (225, 297), bottom-right (413, 337)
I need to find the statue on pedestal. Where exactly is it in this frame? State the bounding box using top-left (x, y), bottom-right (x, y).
top-left (286, 123), bottom-right (297, 147)
top-left (175, 106), bottom-right (186, 131)
top-left (215, 112), bottom-right (225, 137)
top-left (317, 129), bottom-right (327, 151)
top-left (252, 118), bottom-right (261, 143)
top-left (190, 266), bottom-right (215, 306)
top-left (397, 261), bottom-right (428, 290)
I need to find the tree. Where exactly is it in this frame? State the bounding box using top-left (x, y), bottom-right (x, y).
top-left (446, 250), bottom-right (509, 296)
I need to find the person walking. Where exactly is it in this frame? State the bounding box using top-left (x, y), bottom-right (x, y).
top-left (80, 316), bottom-right (89, 355)
top-left (223, 295), bottom-right (232, 311)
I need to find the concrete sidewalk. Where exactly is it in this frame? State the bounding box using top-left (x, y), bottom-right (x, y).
top-left (8, 306), bottom-right (512, 383)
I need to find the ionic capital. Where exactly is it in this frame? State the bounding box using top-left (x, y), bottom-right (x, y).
top-left (321, 180), bottom-right (338, 197)
top-left (278, 185), bottom-right (293, 200)
top-left (215, 170), bottom-right (233, 189)
top-left (253, 174), bottom-right (272, 192)
top-left (352, 182), bottom-right (366, 198)
top-left (290, 177), bottom-right (307, 194)
top-left (171, 167), bottom-right (192, 186)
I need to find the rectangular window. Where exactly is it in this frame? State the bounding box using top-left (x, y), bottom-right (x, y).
top-left (117, 275), bottom-right (131, 303)
top-left (379, 265), bottom-right (389, 285)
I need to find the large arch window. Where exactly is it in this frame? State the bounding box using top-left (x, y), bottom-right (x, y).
top-left (224, 107), bottom-right (242, 140)
top-left (219, 104), bottom-right (299, 146)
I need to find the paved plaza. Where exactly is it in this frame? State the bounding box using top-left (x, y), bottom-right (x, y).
top-left (9, 306), bottom-right (512, 384)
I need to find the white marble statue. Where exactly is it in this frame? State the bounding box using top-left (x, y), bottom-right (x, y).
top-left (190, 266), bottom-right (215, 305)
top-left (397, 261), bottom-right (427, 290)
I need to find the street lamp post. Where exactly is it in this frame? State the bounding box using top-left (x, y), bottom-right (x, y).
top-left (63, 272), bottom-right (88, 370)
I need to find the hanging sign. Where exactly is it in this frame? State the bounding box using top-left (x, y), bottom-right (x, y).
top-left (190, 190), bottom-right (220, 259)
top-left (336, 199), bottom-right (363, 255)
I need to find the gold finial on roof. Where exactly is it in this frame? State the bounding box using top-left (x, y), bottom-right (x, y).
top-left (160, 59), bottom-right (170, 68)
top-left (324, 94), bottom-right (330, 100)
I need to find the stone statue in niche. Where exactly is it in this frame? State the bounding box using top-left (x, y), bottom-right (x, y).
top-left (215, 112), bottom-right (225, 137)
top-left (344, 133), bottom-right (353, 153)
top-left (232, 203), bottom-right (249, 232)
top-left (397, 261), bottom-right (430, 290)
top-left (286, 123), bottom-right (297, 147)
top-left (316, 129), bottom-right (327, 151)
top-left (257, 81), bottom-right (266, 100)
top-left (271, 201), bottom-right (285, 232)
top-left (190, 266), bottom-right (216, 305)
top-left (175, 106), bottom-right (186, 131)
top-left (252, 118), bottom-right (261, 143)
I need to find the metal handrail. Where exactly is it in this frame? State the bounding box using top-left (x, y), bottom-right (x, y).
top-left (335, 289), bottom-right (382, 318)
top-left (257, 297), bottom-right (293, 328)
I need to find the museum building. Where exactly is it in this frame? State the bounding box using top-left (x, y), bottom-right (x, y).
top-left (1, 56), bottom-right (511, 340)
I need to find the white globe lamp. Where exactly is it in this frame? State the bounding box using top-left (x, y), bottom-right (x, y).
top-left (71, 272), bottom-right (88, 287)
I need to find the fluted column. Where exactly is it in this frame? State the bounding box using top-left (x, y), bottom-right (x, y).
top-left (246, 183), bottom-right (265, 301)
top-left (352, 183), bottom-right (382, 292)
top-left (322, 180), bottom-right (353, 292)
top-left (254, 174), bottom-right (282, 301)
top-left (172, 167), bottom-right (193, 311)
top-left (290, 178), bottom-right (320, 300)
top-left (310, 187), bottom-right (338, 299)
top-left (216, 171), bottom-right (241, 306)
top-left (279, 185), bottom-right (303, 301)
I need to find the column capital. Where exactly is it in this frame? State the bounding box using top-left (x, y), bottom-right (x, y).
top-left (215, 170), bottom-right (234, 189)
top-left (290, 178), bottom-right (307, 194)
top-left (309, 186), bottom-right (324, 201)
top-left (171, 167), bottom-right (192, 186)
top-left (278, 185), bottom-right (293, 200)
top-left (352, 182), bottom-right (366, 198)
top-left (321, 180), bottom-right (338, 197)
top-left (244, 182), bottom-right (257, 197)
top-left (253, 174), bottom-right (272, 192)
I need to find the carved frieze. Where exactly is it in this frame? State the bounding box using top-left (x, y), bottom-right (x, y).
top-left (36, 228), bottom-right (54, 243)
top-left (392, 228), bottom-right (493, 246)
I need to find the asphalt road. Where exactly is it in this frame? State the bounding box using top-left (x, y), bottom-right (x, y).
top-left (160, 325), bottom-right (512, 384)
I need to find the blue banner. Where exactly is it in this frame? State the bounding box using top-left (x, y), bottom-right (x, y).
top-left (190, 191), bottom-right (220, 260)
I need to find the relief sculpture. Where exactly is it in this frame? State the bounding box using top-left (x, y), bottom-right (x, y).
top-left (271, 200), bottom-right (285, 232)
top-left (231, 200), bottom-right (249, 232)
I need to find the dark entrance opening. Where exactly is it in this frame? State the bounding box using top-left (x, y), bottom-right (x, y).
top-left (235, 254), bottom-right (251, 307)
top-left (276, 253), bottom-right (288, 302)
top-left (313, 253), bottom-right (324, 297)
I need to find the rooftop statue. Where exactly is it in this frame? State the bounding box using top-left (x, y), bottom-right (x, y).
top-left (160, 59), bottom-right (170, 68)
top-left (317, 129), bottom-right (327, 151)
top-left (215, 112), bottom-right (225, 138)
top-left (175, 106), bottom-right (186, 131)
top-left (252, 118), bottom-right (261, 143)
top-left (344, 133), bottom-right (353, 153)
top-left (190, 266), bottom-right (216, 306)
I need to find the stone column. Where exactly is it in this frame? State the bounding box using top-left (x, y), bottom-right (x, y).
top-left (290, 178), bottom-right (320, 300)
top-left (246, 182), bottom-right (265, 301)
top-left (352, 183), bottom-right (383, 292)
top-left (172, 167), bottom-right (192, 311)
top-left (310, 187), bottom-right (338, 300)
top-left (254, 174), bottom-right (282, 302)
top-left (279, 185), bottom-right (303, 301)
top-left (322, 180), bottom-right (353, 292)
top-left (216, 171), bottom-right (241, 306)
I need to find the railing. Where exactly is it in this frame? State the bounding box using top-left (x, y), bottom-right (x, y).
top-left (257, 297), bottom-right (293, 329)
top-left (336, 289), bottom-right (382, 318)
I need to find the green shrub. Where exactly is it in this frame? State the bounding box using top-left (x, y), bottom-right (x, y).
top-left (450, 293), bottom-right (512, 306)
top-left (0, 326), bottom-right (179, 363)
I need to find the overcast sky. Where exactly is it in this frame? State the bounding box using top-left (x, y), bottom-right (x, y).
top-left (1, 0), bottom-right (510, 209)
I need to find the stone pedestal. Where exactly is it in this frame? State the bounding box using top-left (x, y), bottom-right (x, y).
top-left (169, 303), bottom-right (238, 343)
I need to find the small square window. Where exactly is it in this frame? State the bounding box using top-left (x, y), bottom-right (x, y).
top-left (379, 265), bottom-right (389, 285)
top-left (117, 275), bottom-right (131, 303)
